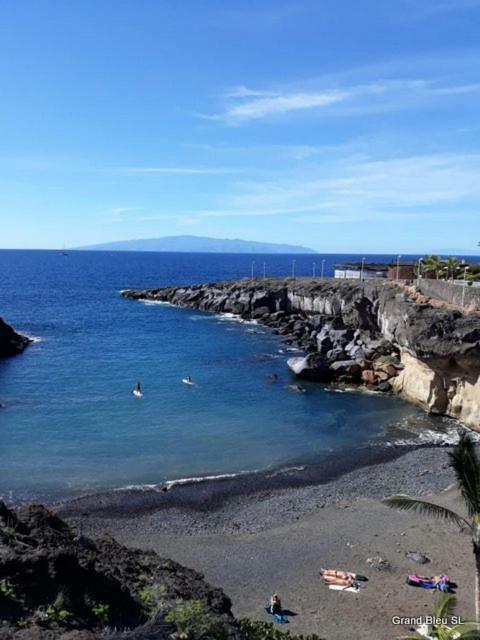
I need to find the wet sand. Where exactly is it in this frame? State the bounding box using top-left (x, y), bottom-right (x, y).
top-left (60, 445), bottom-right (475, 640)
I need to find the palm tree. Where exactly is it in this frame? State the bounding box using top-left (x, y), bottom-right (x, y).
top-left (424, 255), bottom-right (443, 279)
top-left (400, 594), bottom-right (480, 639)
top-left (445, 257), bottom-right (459, 281)
top-left (384, 432), bottom-right (480, 622)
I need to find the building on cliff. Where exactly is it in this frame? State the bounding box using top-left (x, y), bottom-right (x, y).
top-left (334, 262), bottom-right (414, 280)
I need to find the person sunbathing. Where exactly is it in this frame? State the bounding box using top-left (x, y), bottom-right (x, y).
top-left (322, 574), bottom-right (355, 588)
top-left (320, 568), bottom-right (367, 582)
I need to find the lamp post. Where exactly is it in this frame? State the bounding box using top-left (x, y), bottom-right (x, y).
top-left (360, 257), bottom-right (366, 281)
top-left (417, 258), bottom-right (423, 287)
top-left (312, 262), bottom-right (316, 278)
top-left (292, 259), bottom-right (296, 280)
top-left (251, 260), bottom-right (255, 280)
top-left (263, 262), bottom-right (266, 280)
top-left (462, 266), bottom-right (470, 307)
top-left (321, 258), bottom-right (326, 280)
top-left (396, 255), bottom-right (402, 281)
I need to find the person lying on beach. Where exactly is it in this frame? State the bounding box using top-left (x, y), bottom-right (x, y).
top-left (320, 569), bottom-right (368, 582)
top-left (407, 573), bottom-right (456, 592)
top-left (322, 574), bottom-right (356, 588)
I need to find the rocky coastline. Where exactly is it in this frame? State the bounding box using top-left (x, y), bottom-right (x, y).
top-left (0, 317), bottom-right (31, 358)
top-left (122, 278), bottom-right (480, 428)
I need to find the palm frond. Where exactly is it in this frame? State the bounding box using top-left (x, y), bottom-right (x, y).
top-left (383, 494), bottom-right (471, 530)
top-left (449, 623), bottom-right (480, 639)
top-left (434, 593), bottom-right (456, 620)
top-left (449, 432), bottom-right (480, 517)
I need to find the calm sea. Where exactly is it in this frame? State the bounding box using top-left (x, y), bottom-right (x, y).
top-left (0, 250), bottom-right (473, 503)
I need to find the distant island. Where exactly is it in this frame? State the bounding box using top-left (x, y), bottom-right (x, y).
top-left (73, 235), bottom-right (317, 254)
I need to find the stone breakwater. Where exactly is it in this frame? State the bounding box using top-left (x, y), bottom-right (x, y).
top-left (122, 278), bottom-right (480, 429)
top-left (0, 317), bottom-right (31, 358)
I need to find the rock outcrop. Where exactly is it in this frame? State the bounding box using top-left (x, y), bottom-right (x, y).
top-left (122, 279), bottom-right (480, 428)
top-left (0, 318), bottom-right (31, 358)
top-left (0, 501), bottom-right (238, 639)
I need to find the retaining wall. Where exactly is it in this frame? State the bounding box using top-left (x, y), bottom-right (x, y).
top-left (418, 278), bottom-right (480, 308)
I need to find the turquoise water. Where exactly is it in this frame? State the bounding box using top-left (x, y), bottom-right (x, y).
top-left (0, 250), bottom-right (456, 502)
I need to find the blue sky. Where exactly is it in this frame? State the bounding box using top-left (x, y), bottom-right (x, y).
top-left (1, 0), bottom-right (480, 252)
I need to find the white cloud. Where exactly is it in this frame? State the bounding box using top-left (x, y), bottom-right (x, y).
top-left (203, 75), bottom-right (480, 125)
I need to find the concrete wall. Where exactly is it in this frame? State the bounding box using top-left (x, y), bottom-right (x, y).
top-left (418, 278), bottom-right (480, 308)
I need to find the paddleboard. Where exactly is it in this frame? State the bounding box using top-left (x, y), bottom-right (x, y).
top-left (182, 378), bottom-right (195, 386)
top-left (132, 389), bottom-right (143, 397)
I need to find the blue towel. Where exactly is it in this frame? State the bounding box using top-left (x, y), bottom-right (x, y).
top-left (264, 604), bottom-right (289, 624)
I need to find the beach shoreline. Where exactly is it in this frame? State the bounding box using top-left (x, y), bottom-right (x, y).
top-left (56, 439), bottom-right (454, 521)
top-left (58, 444), bottom-right (474, 640)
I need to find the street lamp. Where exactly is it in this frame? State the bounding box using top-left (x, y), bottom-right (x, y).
top-left (312, 262), bottom-right (316, 278)
top-left (251, 260), bottom-right (255, 280)
top-left (292, 259), bottom-right (296, 280)
top-left (417, 258), bottom-right (423, 287)
top-left (321, 258), bottom-right (326, 280)
top-left (360, 257), bottom-right (366, 281)
top-left (396, 255), bottom-right (402, 281)
top-left (263, 262), bottom-right (266, 280)
top-left (462, 266), bottom-right (470, 307)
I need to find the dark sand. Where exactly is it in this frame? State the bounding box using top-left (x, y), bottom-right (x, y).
top-left (60, 445), bottom-right (475, 640)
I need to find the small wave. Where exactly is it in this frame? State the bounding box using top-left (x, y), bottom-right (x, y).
top-left (165, 470), bottom-right (252, 489)
top-left (215, 313), bottom-right (259, 326)
top-left (140, 299), bottom-right (172, 307)
top-left (385, 423), bottom-right (480, 448)
top-left (23, 334), bottom-right (43, 343)
top-left (112, 470), bottom-right (255, 494)
top-left (266, 465), bottom-right (306, 478)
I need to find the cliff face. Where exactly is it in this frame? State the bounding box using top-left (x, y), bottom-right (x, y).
top-left (0, 501), bottom-right (238, 639)
top-left (122, 279), bottom-right (480, 429)
top-left (0, 318), bottom-right (31, 358)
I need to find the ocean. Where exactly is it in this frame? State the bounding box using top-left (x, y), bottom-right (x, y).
top-left (0, 250), bottom-right (473, 503)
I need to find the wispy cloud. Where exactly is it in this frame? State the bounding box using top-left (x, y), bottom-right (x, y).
top-left (162, 152), bottom-right (480, 223)
top-left (118, 167), bottom-right (234, 175)
top-left (203, 74), bottom-right (480, 125)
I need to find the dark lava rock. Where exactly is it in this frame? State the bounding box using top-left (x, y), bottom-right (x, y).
top-left (0, 502), bottom-right (238, 639)
top-left (0, 318), bottom-right (31, 358)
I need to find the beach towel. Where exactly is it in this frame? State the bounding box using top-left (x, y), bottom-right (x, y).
top-left (328, 584), bottom-right (360, 593)
top-left (264, 604), bottom-right (289, 624)
top-left (406, 574), bottom-right (455, 593)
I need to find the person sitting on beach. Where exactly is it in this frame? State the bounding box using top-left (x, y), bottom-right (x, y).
top-left (268, 594), bottom-right (282, 615)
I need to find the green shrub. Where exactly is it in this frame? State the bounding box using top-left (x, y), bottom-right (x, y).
top-left (239, 618), bottom-right (325, 640)
top-left (90, 601), bottom-right (109, 626)
top-left (0, 580), bottom-right (16, 600)
top-left (165, 600), bottom-right (228, 639)
top-left (46, 605), bottom-right (71, 623)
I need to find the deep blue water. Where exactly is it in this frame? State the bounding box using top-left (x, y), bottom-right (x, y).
top-left (0, 250), bottom-right (472, 502)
